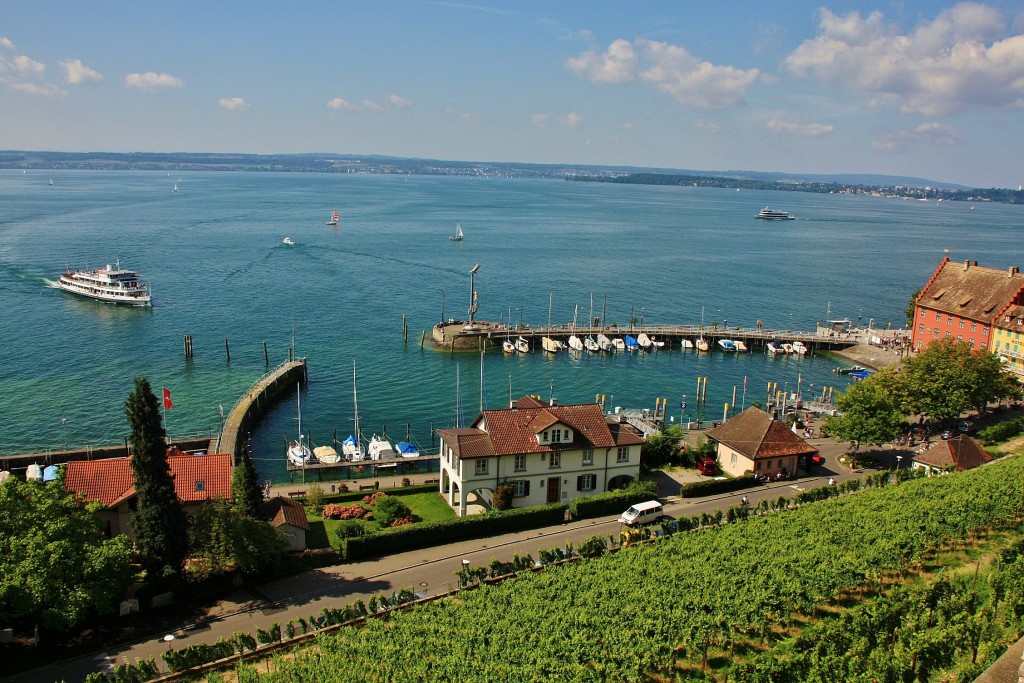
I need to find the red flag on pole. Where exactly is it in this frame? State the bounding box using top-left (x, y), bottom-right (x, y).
top-left (162, 387), bottom-right (173, 410)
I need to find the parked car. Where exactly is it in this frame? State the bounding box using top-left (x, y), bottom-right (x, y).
top-left (618, 500), bottom-right (664, 526)
top-left (695, 456), bottom-right (720, 476)
top-left (810, 454), bottom-right (825, 467)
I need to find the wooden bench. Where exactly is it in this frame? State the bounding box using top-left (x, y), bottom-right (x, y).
top-left (287, 490), bottom-right (306, 498)
top-left (423, 478), bottom-right (439, 485)
top-left (358, 483), bottom-right (377, 491)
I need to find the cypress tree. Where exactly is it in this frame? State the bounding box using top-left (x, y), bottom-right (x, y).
top-left (125, 377), bottom-right (188, 579)
top-left (231, 438), bottom-right (264, 519)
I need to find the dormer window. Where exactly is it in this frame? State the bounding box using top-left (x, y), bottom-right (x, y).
top-left (195, 480), bottom-right (205, 492)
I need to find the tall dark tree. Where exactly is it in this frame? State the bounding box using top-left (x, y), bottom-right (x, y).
top-left (125, 377), bottom-right (188, 579)
top-left (905, 288), bottom-right (921, 325)
top-left (231, 439), bottom-right (264, 519)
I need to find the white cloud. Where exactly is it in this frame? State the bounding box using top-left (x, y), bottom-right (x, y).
top-left (873, 121), bottom-right (962, 151)
top-left (695, 120), bottom-right (722, 133)
top-left (566, 37), bottom-right (758, 109)
top-left (562, 112), bottom-right (584, 128)
top-left (387, 94), bottom-right (411, 107)
top-left (219, 97), bottom-right (248, 110)
top-left (60, 59), bottom-right (102, 85)
top-left (786, 3), bottom-right (1024, 115)
top-left (0, 37), bottom-right (14, 50)
top-left (530, 113), bottom-right (550, 128)
top-left (327, 97), bottom-right (359, 110)
top-left (9, 81), bottom-right (62, 96)
top-left (13, 54), bottom-right (45, 77)
top-left (124, 71), bottom-right (183, 92)
top-left (360, 99), bottom-right (382, 111)
top-left (765, 118), bottom-right (834, 137)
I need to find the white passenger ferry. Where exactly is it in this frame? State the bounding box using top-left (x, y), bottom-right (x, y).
top-left (58, 262), bottom-right (152, 306)
top-left (755, 207), bottom-right (796, 220)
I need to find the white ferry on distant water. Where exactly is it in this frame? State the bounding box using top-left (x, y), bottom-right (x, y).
top-left (57, 262), bottom-right (152, 306)
top-left (756, 207), bottom-right (796, 220)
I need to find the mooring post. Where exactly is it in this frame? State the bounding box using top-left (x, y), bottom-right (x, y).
top-left (403, 313), bottom-right (408, 342)
top-left (224, 338), bottom-right (231, 363)
top-left (263, 341), bottom-right (269, 366)
top-left (419, 330), bottom-right (426, 348)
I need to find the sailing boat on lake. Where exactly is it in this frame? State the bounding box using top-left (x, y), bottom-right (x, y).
top-left (286, 384), bottom-right (315, 466)
top-left (449, 221), bottom-right (464, 241)
top-left (326, 210), bottom-right (339, 226)
top-left (342, 361), bottom-right (366, 461)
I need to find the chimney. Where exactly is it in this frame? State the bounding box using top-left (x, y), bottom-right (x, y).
top-left (1010, 266), bottom-right (1019, 277)
top-left (964, 259), bottom-right (970, 270)
top-left (509, 399), bottom-right (517, 409)
top-left (549, 398), bottom-right (557, 407)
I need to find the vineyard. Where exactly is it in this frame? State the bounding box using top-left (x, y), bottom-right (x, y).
top-left (208, 458), bottom-right (1024, 682)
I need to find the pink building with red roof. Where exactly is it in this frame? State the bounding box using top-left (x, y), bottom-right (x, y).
top-left (436, 396), bottom-right (643, 516)
top-left (64, 453), bottom-right (232, 538)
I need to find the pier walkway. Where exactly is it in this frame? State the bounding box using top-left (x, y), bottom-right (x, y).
top-left (217, 358), bottom-right (307, 462)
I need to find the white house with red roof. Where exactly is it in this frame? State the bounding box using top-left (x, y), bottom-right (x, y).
top-left (63, 453), bottom-right (232, 538)
top-left (436, 396), bottom-right (644, 516)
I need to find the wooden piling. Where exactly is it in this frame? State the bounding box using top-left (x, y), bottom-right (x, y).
top-left (224, 338), bottom-right (231, 362)
top-left (403, 313), bottom-right (408, 342)
top-left (183, 335), bottom-right (193, 358)
top-left (263, 341), bottom-right (269, 365)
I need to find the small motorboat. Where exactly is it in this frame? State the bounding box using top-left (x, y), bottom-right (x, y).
top-left (612, 337), bottom-right (626, 351)
top-left (584, 336), bottom-right (600, 352)
top-left (717, 339), bottom-right (737, 352)
top-left (313, 445), bottom-right (340, 464)
top-left (734, 340), bottom-right (747, 352)
top-left (766, 340), bottom-right (782, 354)
top-left (596, 334), bottom-right (613, 351)
top-left (681, 339), bottom-right (694, 349)
top-left (568, 335), bottom-right (584, 351)
top-left (396, 441), bottom-right (420, 458)
top-left (636, 333), bottom-right (653, 349)
top-left (624, 335), bottom-right (640, 351)
top-left (792, 341), bottom-right (808, 355)
top-left (282, 236), bottom-right (295, 245)
top-left (368, 435), bottom-right (397, 460)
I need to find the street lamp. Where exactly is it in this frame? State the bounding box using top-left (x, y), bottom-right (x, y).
top-left (896, 455), bottom-right (903, 469)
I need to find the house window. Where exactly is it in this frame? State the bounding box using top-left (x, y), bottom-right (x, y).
top-left (195, 480), bottom-right (205, 492)
top-left (549, 452), bottom-right (561, 469)
top-left (957, 334), bottom-right (963, 341)
top-left (563, 429), bottom-right (570, 441)
top-left (616, 447), bottom-right (628, 463)
top-left (475, 459), bottom-right (488, 476)
top-left (934, 329), bottom-right (940, 338)
top-left (983, 327), bottom-right (989, 335)
top-left (920, 309), bottom-right (926, 319)
top-left (935, 312), bottom-right (941, 322)
top-left (514, 454), bottom-right (526, 472)
top-left (582, 448), bottom-right (594, 465)
top-left (959, 319), bottom-right (965, 329)
top-left (730, 453), bottom-right (737, 466)
top-left (577, 474), bottom-right (596, 491)
top-left (766, 459), bottom-right (772, 469)
top-left (947, 316), bottom-right (953, 326)
top-left (946, 331), bottom-right (952, 338)
top-left (971, 321), bottom-right (977, 332)
top-left (981, 342), bottom-right (988, 349)
top-left (513, 480), bottom-right (530, 497)
top-left (552, 429), bottom-right (562, 443)
top-left (542, 430), bottom-right (548, 442)
top-left (918, 324), bottom-right (924, 334)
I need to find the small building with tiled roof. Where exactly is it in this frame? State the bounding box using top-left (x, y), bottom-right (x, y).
top-left (263, 496), bottom-right (310, 551)
top-left (910, 256), bottom-right (1024, 353)
top-left (436, 396), bottom-right (644, 516)
top-left (705, 407), bottom-right (818, 479)
top-left (64, 453), bottom-right (232, 538)
top-left (911, 435), bottom-right (992, 475)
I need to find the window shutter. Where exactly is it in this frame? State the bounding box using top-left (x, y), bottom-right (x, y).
top-left (576, 475), bottom-right (583, 491)
top-left (523, 481), bottom-right (530, 496)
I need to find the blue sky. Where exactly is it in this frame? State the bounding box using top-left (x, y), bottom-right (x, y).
top-left (2, 1), bottom-right (1023, 187)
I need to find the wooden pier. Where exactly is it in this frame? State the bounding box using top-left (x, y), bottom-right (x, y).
top-left (218, 358), bottom-right (308, 462)
top-left (440, 322), bottom-right (865, 352)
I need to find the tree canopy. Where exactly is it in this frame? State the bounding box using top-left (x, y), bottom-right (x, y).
top-left (823, 372), bottom-right (906, 452)
top-left (898, 339), bottom-right (1022, 422)
top-left (125, 377), bottom-right (188, 579)
top-left (0, 478), bottom-right (134, 633)
top-left (231, 439), bottom-right (264, 520)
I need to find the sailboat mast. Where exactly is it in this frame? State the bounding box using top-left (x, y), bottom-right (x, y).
top-left (589, 293), bottom-right (594, 329)
top-left (296, 382), bottom-right (302, 442)
top-left (352, 361), bottom-right (360, 443)
top-left (548, 292), bottom-right (553, 328)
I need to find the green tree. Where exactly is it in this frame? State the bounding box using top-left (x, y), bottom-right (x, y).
top-left (372, 496), bottom-right (412, 527)
top-left (899, 339), bottom-right (1022, 422)
top-left (640, 432), bottom-right (684, 469)
top-left (905, 288), bottom-right (921, 325)
top-left (231, 439), bottom-right (264, 519)
top-left (0, 478), bottom-right (134, 633)
top-left (125, 377), bottom-right (188, 579)
top-left (823, 375), bottom-right (905, 452)
top-left (185, 497), bottom-right (286, 580)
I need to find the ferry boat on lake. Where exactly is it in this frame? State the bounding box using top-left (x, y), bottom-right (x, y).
top-left (58, 263), bottom-right (151, 306)
top-left (756, 207), bottom-right (796, 220)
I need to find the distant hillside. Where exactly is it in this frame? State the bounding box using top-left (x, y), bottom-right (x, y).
top-left (0, 150), bottom-right (1015, 198)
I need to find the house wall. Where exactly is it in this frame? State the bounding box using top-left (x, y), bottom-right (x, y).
top-left (717, 444), bottom-right (797, 479)
top-left (993, 326), bottom-right (1024, 379)
top-left (277, 524), bottom-right (306, 552)
top-left (911, 305), bottom-right (990, 351)
top-left (438, 440), bottom-right (640, 516)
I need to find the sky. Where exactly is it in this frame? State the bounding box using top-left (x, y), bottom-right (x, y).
top-left (2, 1), bottom-right (1023, 188)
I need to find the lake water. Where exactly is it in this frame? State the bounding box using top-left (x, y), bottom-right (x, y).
top-left (1, 170), bottom-right (1021, 483)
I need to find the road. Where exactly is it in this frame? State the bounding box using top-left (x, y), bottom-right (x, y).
top-left (18, 436), bottom-right (876, 682)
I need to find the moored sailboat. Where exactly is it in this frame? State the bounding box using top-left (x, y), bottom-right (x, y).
top-left (286, 384), bottom-right (315, 466)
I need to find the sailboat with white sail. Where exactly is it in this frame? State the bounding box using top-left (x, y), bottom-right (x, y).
top-left (326, 210), bottom-right (340, 226)
top-left (286, 384), bottom-right (315, 466)
top-left (342, 361), bottom-right (366, 461)
top-left (449, 221), bottom-right (464, 241)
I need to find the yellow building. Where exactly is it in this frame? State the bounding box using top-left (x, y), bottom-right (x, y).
top-left (992, 304), bottom-right (1024, 380)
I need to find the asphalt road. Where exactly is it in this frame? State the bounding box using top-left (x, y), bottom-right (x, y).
top-left (17, 433), bottom-right (876, 682)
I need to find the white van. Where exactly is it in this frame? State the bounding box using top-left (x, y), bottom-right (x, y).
top-left (618, 500), bottom-right (664, 526)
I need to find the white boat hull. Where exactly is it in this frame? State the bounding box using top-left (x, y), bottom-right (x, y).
top-left (515, 337), bottom-right (530, 353)
top-left (542, 336), bottom-right (560, 353)
top-left (568, 335), bottom-right (584, 351)
top-left (58, 264), bottom-right (151, 306)
top-left (596, 334), bottom-right (612, 351)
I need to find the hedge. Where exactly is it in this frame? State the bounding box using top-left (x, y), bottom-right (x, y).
top-left (295, 483), bottom-right (437, 505)
top-left (568, 481), bottom-right (658, 520)
top-left (341, 503), bottom-right (567, 561)
top-left (680, 474), bottom-right (758, 498)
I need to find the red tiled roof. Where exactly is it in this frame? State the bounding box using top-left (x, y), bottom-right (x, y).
top-left (706, 407), bottom-right (818, 460)
top-left (914, 436), bottom-right (991, 471)
top-left (994, 304), bottom-right (1024, 332)
top-left (65, 453), bottom-right (232, 507)
top-left (606, 419), bottom-right (645, 446)
top-left (919, 258), bottom-right (1024, 322)
top-left (264, 496), bottom-right (310, 531)
top-left (447, 400), bottom-right (621, 458)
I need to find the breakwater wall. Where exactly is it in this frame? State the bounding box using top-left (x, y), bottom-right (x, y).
top-left (218, 358), bottom-right (308, 462)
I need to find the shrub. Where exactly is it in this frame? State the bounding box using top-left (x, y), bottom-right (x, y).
top-left (323, 503), bottom-right (370, 520)
top-left (569, 480), bottom-right (658, 520)
top-left (680, 474), bottom-right (758, 498)
top-left (372, 496), bottom-right (412, 527)
top-left (305, 483), bottom-right (325, 511)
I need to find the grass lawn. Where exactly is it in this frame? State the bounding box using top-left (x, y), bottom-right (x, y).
top-left (305, 491), bottom-right (456, 550)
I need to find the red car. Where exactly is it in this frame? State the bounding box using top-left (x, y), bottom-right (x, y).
top-left (810, 454), bottom-right (825, 467)
top-left (696, 456), bottom-right (720, 476)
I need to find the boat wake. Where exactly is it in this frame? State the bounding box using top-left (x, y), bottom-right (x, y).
top-left (43, 278), bottom-right (61, 289)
